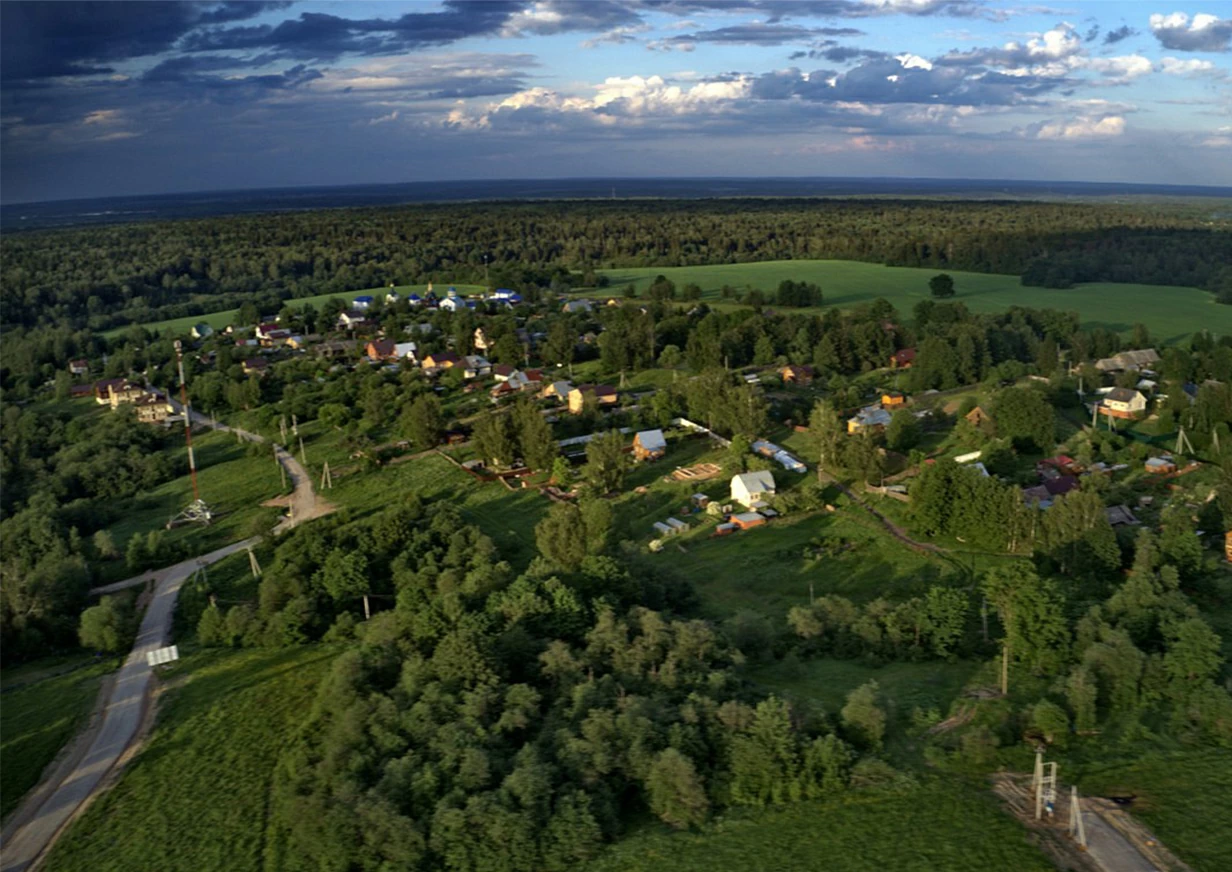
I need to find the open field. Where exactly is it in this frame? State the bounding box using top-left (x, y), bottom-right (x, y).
top-left (1, 658), bottom-right (117, 820)
top-left (42, 646), bottom-right (336, 872)
top-left (594, 261), bottom-right (1229, 343)
top-left (1076, 750), bottom-right (1232, 872)
top-left (103, 283), bottom-right (488, 338)
top-left (584, 776), bottom-right (1053, 872)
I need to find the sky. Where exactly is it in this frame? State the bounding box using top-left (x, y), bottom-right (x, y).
top-left (2, 0), bottom-right (1231, 203)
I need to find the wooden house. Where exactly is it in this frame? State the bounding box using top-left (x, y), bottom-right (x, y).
top-left (567, 384), bottom-right (618, 415)
top-left (881, 390), bottom-right (906, 408)
top-left (780, 364), bottom-right (814, 385)
top-left (731, 512), bottom-right (767, 530)
top-left (890, 348), bottom-right (916, 369)
top-left (1100, 388), bottom-right (1147, 420)
top-left (731, 470), bottom-right (776, 508)
top-left (366, 339), bottom-right (397, 361)
top-left (633, 429), bottom-right (667, 461)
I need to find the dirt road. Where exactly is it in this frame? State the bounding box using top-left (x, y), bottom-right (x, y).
top-left (0, 542), bottom-right (252, 872)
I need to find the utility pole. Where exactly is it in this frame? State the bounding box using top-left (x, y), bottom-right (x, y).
top-left (1068, 786), bottom-right (1087, 848)
top-left (363, 593), bottom-right (371, 621)
top-left (277, 446), bottom-right (286, 489)
top-left (280, 415), bottom-right (287, 444)
top-left (299, 435), bottom-right (307, 466)
top-left (247, 546), bottom-right (262, 579)
top-left (291, 413), bottom-right (298, 437)
top-left (1000, 642), bottom-right (1010, 696)
top-left (320, 461), bottom-right (332, 490)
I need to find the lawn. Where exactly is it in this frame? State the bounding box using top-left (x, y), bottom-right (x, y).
top-left (104, 283), bottom-right (489, 338)
top-left (1076, 750), bottom-right (1232, 872)
top-left (584, 777), bottom-right (1054, 872)
top-left (42, 646), bottom-right (337, 872)
top-left (94, 429), bottom-right (284, 583)
top-left (1, 657), bottom-right (118, 820)
top-left (594, 260), bottom-right (1228, 343)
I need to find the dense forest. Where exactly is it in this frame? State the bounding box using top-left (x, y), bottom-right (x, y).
top-left (3, 199), bottom-right (1231, 334)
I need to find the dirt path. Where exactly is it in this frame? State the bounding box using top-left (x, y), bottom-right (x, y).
top-left (819, 470), bottom-right (946, 554)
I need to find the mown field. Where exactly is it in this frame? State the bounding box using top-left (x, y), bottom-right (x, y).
top-left (42, 646), bottom-right (337, 872)
top-left (0, 658), bottom-right (117, 820)
top-left (594, 260), bottom-right (1229, 343)
top-left (106, 283), bottom-right (488, 338)
top-left (584, 777), bottom-right (1054, 872)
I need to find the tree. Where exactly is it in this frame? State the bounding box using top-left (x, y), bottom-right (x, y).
top-left (807, 399), bottom-right (843, 481)
top-left (92, 529), bottom-right (118, 560)
top-left (579, 497), bottom-right (612, 555)
top-left (1027, 699), bottom-right (1070, 748)
top-left (514, 400), bottom-right (558, 472)
top-left (885, 408), bottom-right (920, 452)
top-left (840, 681), bottom-right (886, 749)
top-left (658, 344), bottom-right (682, 368)
top-left (78, 595), bottom-right (131, 653)
top-left (317, 550), bottom-right (369, 615)
top-left (534, 502), bottom-right (588, 571)
top-left (645, 748), bottom-right (709, 829)
top-left (982, 562), bottom-right (1070, 693)
top-left (542, 321), bottom-right (575, 368)
top-left (991, 387), bottom-right (1054, 453)
top-left (929, 273), bottom-right (955, 298)
top-left (400, 395), bottom-right (443, 451)
top-left (647, 275), bottom-right (676, 302)
top-left (585, 430), bottom-right (627, 493)
top-left (474, 411), bottom-right (516, 468)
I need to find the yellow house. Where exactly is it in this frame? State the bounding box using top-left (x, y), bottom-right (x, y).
top-left (567, 384), bottom-right (618, 415)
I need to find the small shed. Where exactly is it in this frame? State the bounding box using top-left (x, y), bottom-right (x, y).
top-left (665, 517), bottom-right (688, 533)
top-left (633, 429), bottom-right (668, 461)
top-left (652, 521), bottom-right (674, 537)
top-left (731, 512), bottom-right (766, 530)
top-left (1145, 456), bottom-right (1177, 475)
top-left (691, 493), bottom-right (711, 509)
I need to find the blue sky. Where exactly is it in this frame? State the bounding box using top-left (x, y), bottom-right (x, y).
top-left (2, 0), bottom-right (1231, 203)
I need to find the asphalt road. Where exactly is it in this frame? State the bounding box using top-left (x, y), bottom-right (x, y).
top-left (0, 541), bottom-right (252, 872)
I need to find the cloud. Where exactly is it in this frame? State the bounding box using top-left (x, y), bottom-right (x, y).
top-left (1149, 12), bottom-right (1232, 53)
top-left (367, 110), bottom-right (400, 125)
top-left (1103, 24), bottom-right (1137, 45)
top-left (1158, 56), bottom-right (1220, 75)
top-left (501, 1), bottom-right (641, 36)
top-left (1084, 54), bottom-right (1153, 85)
top-left (941, 22), bottom-right (1084, 69)
top-left (0, 1), bottom-right (286, 81)
top-left (581, 24), bottom-right (652, 48)
top-left (1031, 113), bottom-right (1126, 139)
top-left (649, 22), bottom-right (863, 50)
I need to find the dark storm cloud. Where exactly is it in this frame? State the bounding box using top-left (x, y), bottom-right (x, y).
top-left (655, 22), bottom-right (863, 48)
top-left (818, 46), bottom-right (889, 63)
top-left (0, 1), bottom-right (285, 81)
top-left (1103, 25), bottom-right (1137, 46)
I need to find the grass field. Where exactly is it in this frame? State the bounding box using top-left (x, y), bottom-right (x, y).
top-left (584, 776), bottom-right (1053, 872)
top-left (105, 283), bottom-right (489, 338)
top-left (594, 261), bottom-right (1229, 343)
top-left (42, 646), bottom-right (336, 872)
top-left (1, 658), bottom-right (117, 820)
top-left (1076, 750), bottom-right (1232, 872)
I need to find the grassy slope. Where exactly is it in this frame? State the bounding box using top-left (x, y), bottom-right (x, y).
top-left (106, 283), bottom-right (488, 338)
top-left (1077, 750), bottom-right (1232, 872)
top-left (595, 260), bottom-right (1230, 343)
top-left (584, 778), bottom-right (1053, 872)
top-left (43, 646), bottom-right (336, 872)
top-left (0, 659), bottom-right (116, 820)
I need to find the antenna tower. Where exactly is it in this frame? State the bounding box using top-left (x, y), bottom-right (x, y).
top-left (167, 340), bottom-right (213, 527)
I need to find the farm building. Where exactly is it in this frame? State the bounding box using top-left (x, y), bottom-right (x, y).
top-left (633, 429), bottom-right (667, 461)
top-left (731, 512), bottom-right (767, 530)
top-left (848, 405), bottom-right (892, 435)
top-left (1145, 456), bottom-right (1177, 475)
top-left (1100, 388), bottom-right (1148, 420)
top-left (1094, 348), bottom-right (1160, 373)
top-left (731, 470), bottom-right (776, 508)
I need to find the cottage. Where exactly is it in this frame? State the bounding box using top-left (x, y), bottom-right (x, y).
top-left (191, 322), bottom-right (214, 339)
top-left (1145, 456), bottom-right (1177, 475)
top-left (567, 384), bottom-right (618, 415)
top-left (68, 359), bottom-right (89, 376)
top-left (422, 351), bottom-right (460, 371)
top-left (393, 342), bottom-right (418, 361)
top-left (847, 405), bottom-right (892, 435)
top-left (542, 380), bottom-right (574, 401)
top-left (731, 512), bottom-right (767, 530)
top-left (731, 470), bottom-right (776, 508)
top-left (890, 348), bottom-right (917, 369)
top-left (439, 291), bottom-right (471, 312)
top-left (315, 339), bottom-right (359, 359)
top-left (491, 289), bottom-right (522, 305)
top-left (132, 392), bottom-right (174, 424)
top-left (881, 390), bottom-right (907, 408)
top-left (1100, 387), bottom-right (1148, 420)
top-left (1094, 348), bottom-right (1160, 373)
top-left (242, 357), bottom-right (269, 376)
top-left (352, 295), bottom-right (374, 311)
top-left (780, 364), bottom-right (814, 385)
top-left (337, 310), bottom-right (368, 330)
top-left (633, 429), bottom-right (667, 461)
top-left (462, 355), bottom-right (492, 379)
top-left (965, 406), bottom-right (991, 428)
top-left (366, 339), bottom-right (397, 361)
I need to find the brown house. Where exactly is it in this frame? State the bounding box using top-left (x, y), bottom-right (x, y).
top-left (366, 339), bottom-right (396, 361)
top-left (567, 384), bottom-right (618, 415)
top-left (422, 351), bottom-right (459, 370)
top-left (242, 357), bottom-right (269, 376)
top-left (632, 429), bottom-right (667, 461)
top-left (965, 406), bottom-right (991, 428)
top-left (890, 348), bottom-right (917, 369)
top-left (69, 359), bottom-right (89, 376)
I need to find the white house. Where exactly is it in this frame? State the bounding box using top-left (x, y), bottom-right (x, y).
top-left (338, 310), bottom-right (367, 329)
top-left (474, 328), bottom-right (492, 352)
top-left (393, 342), bottom-right (418, 361)
top-left (461, 355), bottom-right (492, 378)
top-left (731, 470), bottom-right (776, 508)
top-left (562, 299), bottom-right (593, 314)
top-left (352, 295), bottom-right (374, 311)
top-left (1100, 387), bottom-right (1148, 420)
top-left (191, 322), bottom-right (214, 339)
top-left (386, 291), bottom-right (400, 304)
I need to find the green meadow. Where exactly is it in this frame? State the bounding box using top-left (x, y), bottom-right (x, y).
top-left (595, 260), bottom-right (1229, 343)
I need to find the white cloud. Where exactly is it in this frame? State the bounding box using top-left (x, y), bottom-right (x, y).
top-left (1084, 54), bottom-right (1154, 83)
top-left (1149, 12), bottom-right (1232, 53)
top-left (1158, 56), bottom-right (1219, 75)
top-left (368, 110), bottom-right (399, 125)
top-left (1034, 114), bottom-right (1126, 139)
top-left (83, 109), bottom-right (122, 125)
top-left (895, 53), bottom-right (934, 71)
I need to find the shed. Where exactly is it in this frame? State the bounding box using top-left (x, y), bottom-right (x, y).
top-left (665, 517), bottom-right (688, 532)
top-left (731, 512), bottom-right (766, 530)
top-left (652, 521), bottom-right (674, 537)
top-left (691, 493), bottom-right (711, 508)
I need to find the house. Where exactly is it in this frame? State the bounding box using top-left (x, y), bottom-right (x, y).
top-left (1094, 348), bottom-right (1160, 373)
top-left (366, 339), bottom-right (397, 361)
top-left (105, 381), bottom-right (146, 406)
top-left (422, 351), bottom-right (459, 371)
top-left (780, 364), bottom-right (814, 385)
top-left (1105, 505), bottom-right (1140, 527)
top-left (406, 293), bottom-right (423, 307)
top-left (132, 392), bottom-right (174, 424)
top-left (393, 342), bottom-right (418, 361)
top-left (474, 328), bottom-right (492, 352)
top-left (315, 339), bottom-right (359, 359)
top-left (847, 405), bottom-right (892, 435)
top-left (633, 429), bottom-right (667, 461)
top-left (286, 334), bottom-right (319, 350)
top-left (191, 322), bottom-right (214, 339)
top-left (461, 355), bottom-right (492, 379)
top-left (1100, 387), bottom-right (1148, 420)
top-left (68, 359), bottom-right (89, 376)
top-left (731, 512), bottom-right (767, 530)
top-left (567, 384), bottom-right (618, 414)
top-left (965, 406), bottom-right (991, 428)
top-left (338, 310), bottom-right (367, 330)
top-left (242, 357), bottom-right (269, 376)
top-left (256, 322), bottom-right (292, 345)
top-left (1043, 475), bottom-right (1079, 497)
top-left (385, 291), bottom-right (400, 304)
top-left (731, 470), bottom-right (776, 508)
top-left (692, 493), bottom-right (711, 509)
top-left (70, 384), bottom-right (94, 399)
top-left (94, 378), bottom-right (137, 405)
top-left (352, 295), bottom-right (374, 311)
top-left (881, 390), bottom-right (907, 408)
top-left (542, 380), bottom-right (574, 401)
top-left (523, 369), bottom-right (544, 389)
top-left (890, 348), bottom-right (917, 369)
top-left (1145, 456), bottom-right (1177, 475)
top-left (562, 299), bottom-right (593, 314)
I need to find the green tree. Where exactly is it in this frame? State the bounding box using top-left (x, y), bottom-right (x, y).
top-left (579, 497), bottom-right (613, 555)
top-left (317, 551), bottom-right (369, 607)
top-left (585, 430), bottom-right (627, 493)
top-left (807, 399), bottom-right (843, 480)
top-left (885, 408), bottom-right (920, 452)
top-left (645, 748), bottom-right (709, 828)
top-left (982, 562), bottom-right (1070, 691)
top-left (474, 411), bottom-right (516, 468)
top-left (929, 273), bottom-right (955, 299)
top-left (400, 394), bottom-right (443, 450)
top-left (92, 529), bottom-right (118, 560)
top-left (514, 400), bottom-right (558, 472)
top-left (840, 681), bottom-right (886, 749)
top-left (991, 387), bottom-right (1054, 453)
top-left (534, 502), bottom-right (588, 571)
top-left (78, 595), bottom-right (131, 653)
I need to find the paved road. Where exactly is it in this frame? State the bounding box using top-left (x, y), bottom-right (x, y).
top-left (1083, 809), bottom-right (1160, 872)
top-left (1, 541), bottom-right (252, 872)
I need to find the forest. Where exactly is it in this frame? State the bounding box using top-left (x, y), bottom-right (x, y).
top-left (2, 199), bottom-right (1231, 337)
